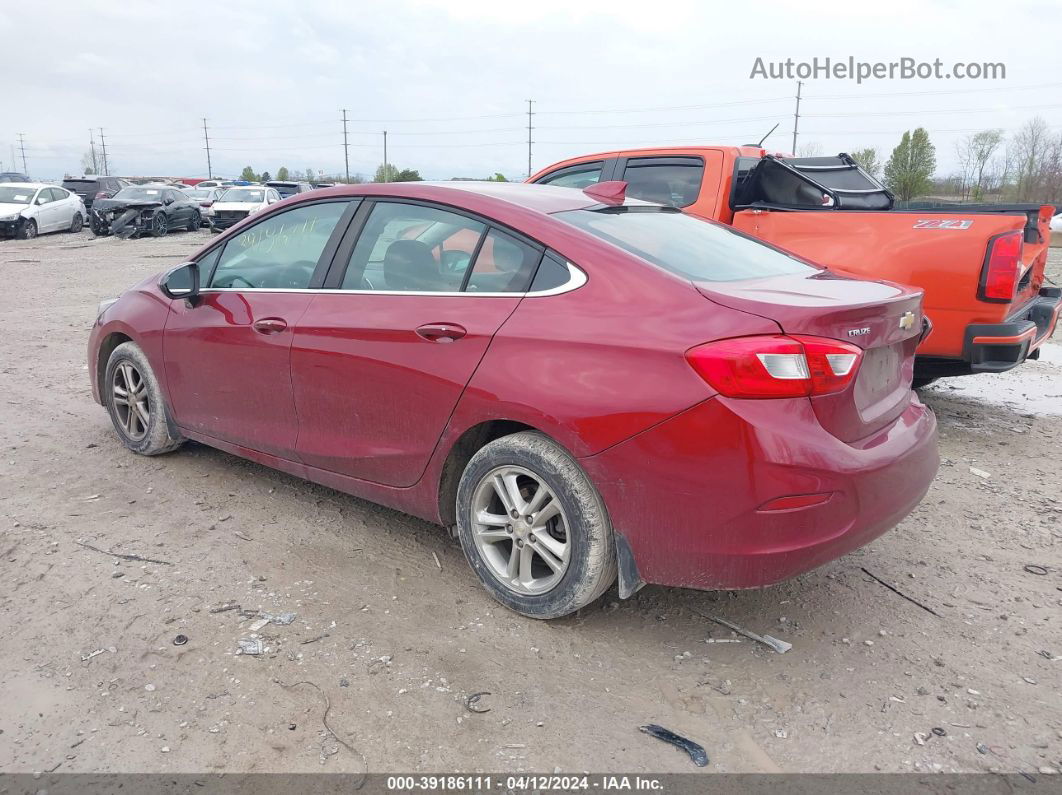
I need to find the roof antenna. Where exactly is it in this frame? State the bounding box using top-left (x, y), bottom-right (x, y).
top-left (747, 123), bottom-right (780, 148)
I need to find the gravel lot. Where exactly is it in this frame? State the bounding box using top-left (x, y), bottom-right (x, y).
top-left (0, 228), bottom-right (1059, 776)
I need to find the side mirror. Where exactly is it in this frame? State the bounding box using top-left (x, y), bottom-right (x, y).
top-left (160, 262), bottom-right (200, 300)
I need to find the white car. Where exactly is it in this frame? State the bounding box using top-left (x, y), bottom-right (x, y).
top-left (209, 186), bottom-right (281, 232)
top-left (0, 182), bottom-right (87, 239)
top-left (184, 186), bottom-right (226, 226)
top-left (1051, 210), bottom-right (1062, 232)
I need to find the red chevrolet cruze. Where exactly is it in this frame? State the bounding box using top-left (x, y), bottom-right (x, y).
top-left (89, 180), bottom-right (938, 618)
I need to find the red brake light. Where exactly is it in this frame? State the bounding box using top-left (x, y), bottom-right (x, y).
top-left (686, 335), bottom-right (863, 399)
top-left (980, 230), bottom-right (1023, 302)
top-left (200, 201), bottom-right (213, 207)
top-left (95, 191), bottom-right (108, 198)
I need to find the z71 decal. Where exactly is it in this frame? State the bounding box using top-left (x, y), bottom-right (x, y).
top-left (913, 219), bottom-right (973, 229)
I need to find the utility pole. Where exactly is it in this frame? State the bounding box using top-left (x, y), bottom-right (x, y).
top-left (89, 129), bottom-right (98, 174)
top-left (382, 130), bottom-right (388, 182)
top-left (98, 128), bottom-right (109, 176)
top-left (202, 118), bottom-right (213, 178)
top-left (526, 99), bottom-right (534, 178)
top-left (17, 133), bottom-right (28, 173)
top-left (341, 109), bottom-right (350, 183)
top-left (791, 81), bottom-right (803, 154)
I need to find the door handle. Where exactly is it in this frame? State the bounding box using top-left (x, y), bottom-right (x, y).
top-left (252, 317), bottom-right (288, 334)
top-left (416, 323), bottom-right (466, 343)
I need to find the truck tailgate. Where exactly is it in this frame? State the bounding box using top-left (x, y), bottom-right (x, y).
top-left (731, 207), bottom-right (1053, 359)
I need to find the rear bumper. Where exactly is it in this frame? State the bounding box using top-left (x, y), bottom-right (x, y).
top-left (581, 393), bottom-right (938, 593)
top-left (917, 287), bottom-right (1061, 377)
top-left (962, 287), bottom-right (1061, 372)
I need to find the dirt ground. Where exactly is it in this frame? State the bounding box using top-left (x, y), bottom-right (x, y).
top-left (0, 227), bottom-right (1059, 777)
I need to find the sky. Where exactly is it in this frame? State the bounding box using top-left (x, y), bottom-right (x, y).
top-left (3, 0), bottom-right (1060, 181)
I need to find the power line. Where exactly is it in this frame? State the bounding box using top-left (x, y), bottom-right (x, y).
top-left (202, 118), bottom-right (213, 179)
top-left (527, 99), bottom-right (534, 178)
top-left (806, 102), bottom-right (1062, 118)
top-left (341, 109), bottom-right (350, 182)
top-left (98, 128), bottom-right (109, 176)
top-left (808, 81), bottom-right (1062, 101)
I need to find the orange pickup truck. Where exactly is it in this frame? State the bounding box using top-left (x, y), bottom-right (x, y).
top-left (529, 147), bottom-right (1060, 385)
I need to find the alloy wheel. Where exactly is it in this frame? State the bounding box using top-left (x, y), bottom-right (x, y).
top-left (112, 361), bottom-right (150, 441)
top-left (154, 214), bottom-right (168, 236)
top-left (470, 465), bottom-right (571, 595)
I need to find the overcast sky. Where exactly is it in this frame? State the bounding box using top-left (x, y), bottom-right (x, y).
top-left (3, 0), bottom-right (1060, 181)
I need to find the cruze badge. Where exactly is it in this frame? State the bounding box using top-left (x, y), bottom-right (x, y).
top-left (899, 311), bottom-right (916, 330)
top-left (848, 327), bottom-right (870, 337)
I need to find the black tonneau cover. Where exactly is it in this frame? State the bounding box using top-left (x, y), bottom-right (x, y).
top-left (733, 154), bottom-right (894, 211)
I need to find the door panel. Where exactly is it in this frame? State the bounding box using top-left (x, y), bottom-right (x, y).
top-left (291, 294), bottom-right (520, 486)
top-left (163, 292), bottom-right (312, 457)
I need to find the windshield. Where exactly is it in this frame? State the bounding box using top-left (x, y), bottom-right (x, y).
top-left (220, 188), bottom-right (265, 202)
top-left (555, 208), bottom-right (819, 282)
top-left (113, 187), bottom-right (166, 201)
top-left (0, 186), bottom-right (34, 204)
top-left (187, 189), bottom-right (213, 199)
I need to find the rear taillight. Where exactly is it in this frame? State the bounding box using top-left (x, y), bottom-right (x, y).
top-left (686, 335), bottom-right (863, 399)
top-left (94, 191), bottom-right (108, 199)
top-left (200, 201), bottom-right (213, 207)
top-left (980, 230), bottom-right (1023, 302)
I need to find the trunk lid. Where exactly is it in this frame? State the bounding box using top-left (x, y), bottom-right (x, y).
top-left (697, 271), bottom-right (924, 442)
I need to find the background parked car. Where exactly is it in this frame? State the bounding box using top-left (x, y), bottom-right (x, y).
top-left (264, 180), bottom-right (311, 198)
top-left (184, 186), bottom-right (226, 226)
top-left (209, 186), bottom-right (281, 231)
top-left (0, 172), bottom-right (31, 183)
top-left (0, 183), bottom-right (86, 239)
top-left (1052, 210), bottom-right (1062, 232)
top-left (90, 185), bottom-right (201, 238)
top-left (61, 176), bottom-right (126, 214)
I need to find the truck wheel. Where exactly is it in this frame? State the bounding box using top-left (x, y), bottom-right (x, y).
top-left (456, 431), bottom-right (617, 619)
top-left (103, 342), bottom-right (184, 456)
top-left (16, 219), bottom-right (37, 240)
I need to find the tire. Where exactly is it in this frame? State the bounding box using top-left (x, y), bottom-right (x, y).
top-left (16, 219), bottom-right (37, 240)
top-left (70, 213), bottom-right (84, 233)
top-left (912, 376), bottom-right (939, 389)
top-left (186, 211), bottom-right (200, 232)
top-left (152, 213), bottom-right (169, 237)
top-left (103, 342), bottom-right (184, 456)
top-left (456, 431), bottom-right (617, 619)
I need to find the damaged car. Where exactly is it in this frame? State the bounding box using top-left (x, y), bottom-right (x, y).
top-left (209, 186), bottom-right (280, 232)
top-left (0, 183), bottom-right (87, 239)
top-left (89, 186), bottom-right (201, 239)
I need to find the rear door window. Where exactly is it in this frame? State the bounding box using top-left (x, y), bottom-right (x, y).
top-left (465, 229), bottom-right (542, 293)
top-left (620, 156), bottom-right (704, 207)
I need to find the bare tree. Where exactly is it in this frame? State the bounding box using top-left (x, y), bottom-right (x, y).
top-left (956, 130), bottom-right (1004, 200)
top-left (1010, 117), bottom-right (1052, 201)
top-left (796, 141), bottom-right (823, 157)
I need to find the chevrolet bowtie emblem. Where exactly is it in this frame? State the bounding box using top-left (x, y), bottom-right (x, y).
top-left (899, 311), bottom-right (916, 330)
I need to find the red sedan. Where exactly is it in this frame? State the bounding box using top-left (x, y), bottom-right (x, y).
top-left (88, 180), bottom-right (938, 618)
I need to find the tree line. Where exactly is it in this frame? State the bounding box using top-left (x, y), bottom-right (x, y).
top-left (844, 116), bottom-right (1062, 204)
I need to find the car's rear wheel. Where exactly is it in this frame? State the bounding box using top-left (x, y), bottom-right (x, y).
top-left (104, 342), bottom-right (184, 456)
top-left (456, 431), bottom-right (616, 619)
top-left (70, 213), bottom-right (83, 233)
top-left (152, 213), bottom-right (169, 237)
top-left (17, 219), bottom-right (37, 240)
top-left (186, 211), bottom-right (200, 232)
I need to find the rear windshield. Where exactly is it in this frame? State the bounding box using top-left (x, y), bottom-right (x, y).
top-left (113, 187), bottom-right (165, 201)
top-left (62, 180), bottom-right (97, 189)
top-left (555, 208), bottom-right (818, 282)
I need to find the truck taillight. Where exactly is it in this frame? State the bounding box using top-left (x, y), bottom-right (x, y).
top-left (980, 230), bottom-right (1023, 302)
top-left (686, 335), bottom-right (863, 399)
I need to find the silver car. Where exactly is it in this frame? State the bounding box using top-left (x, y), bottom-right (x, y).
top-left (0, 183), bottom-right (87, 239)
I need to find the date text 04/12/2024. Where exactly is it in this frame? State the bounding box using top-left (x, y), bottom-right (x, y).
top-left (386, 775), bottom-right (665, 791)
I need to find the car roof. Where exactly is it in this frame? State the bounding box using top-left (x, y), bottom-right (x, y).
top-left (1, 182), bottom-right (47, 189)
top-left (301, 181), bottom-right (604, 215)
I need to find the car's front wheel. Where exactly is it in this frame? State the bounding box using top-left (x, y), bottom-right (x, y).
top-left (104, 342), bottom-right (184, 455)
top-left (152, 213), bottom-right (169, 237)
top-left (456, 431), bottom-right (617, 619)
top-left (17, 219), bottom-right (37, 240)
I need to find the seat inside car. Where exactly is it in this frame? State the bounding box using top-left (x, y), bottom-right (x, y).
top-left (383, 239), bottom-right (453, 291)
